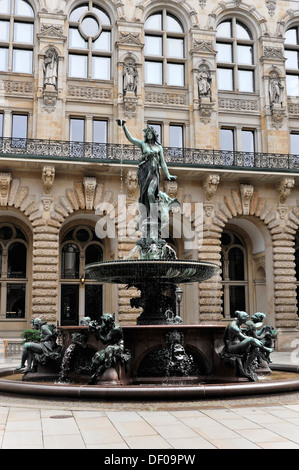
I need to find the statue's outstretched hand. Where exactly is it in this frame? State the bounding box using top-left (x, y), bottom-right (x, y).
top-left (168, 175), bottom-right (177, 181)
top-left (116, 119), bottom-right (126, 127)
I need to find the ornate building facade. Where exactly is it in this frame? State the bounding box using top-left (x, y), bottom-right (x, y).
top-left (1, 0), bottom-right (299, 350)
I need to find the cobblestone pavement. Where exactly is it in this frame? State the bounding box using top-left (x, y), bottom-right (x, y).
top-left (0, 353), bottom-right (299, 449)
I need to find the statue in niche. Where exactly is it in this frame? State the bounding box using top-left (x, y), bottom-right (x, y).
top-left (43, 47), bottom-right (58, 89)
top-left (220, 310), bottom-right (273, 382)
top-left (269, 71), bottom-right (284, 106)
top-left (17, 319), bottom-right (62, 374)
top-left (196, 62), bottom-right (212, 99)
top-left (123, 59), bottom-right (138, 96)
top-left (88, 314), bottom-right (131, 385)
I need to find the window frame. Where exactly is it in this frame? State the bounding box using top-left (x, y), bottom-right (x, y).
top-left (216, 18), bottom-right (256, 93)
top-left (144, 9), bottom-right (186, 87)
top-left (285, 26), bottom-right (299, 97)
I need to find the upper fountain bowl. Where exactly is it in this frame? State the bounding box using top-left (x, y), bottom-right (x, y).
top-left (85, 259), bottom-right (219, 285)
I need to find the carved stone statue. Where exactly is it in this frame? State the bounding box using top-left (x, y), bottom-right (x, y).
top-left (43, 47), bottom-right (58, 89)
top-left (17, 318), bottom-right (62, 374)
top-left (88, 314), bottom-right (131, 385)
top-left (244, 312), bottom-right (278, 364)
top-left (220, 310), bottom-right (273, 382)
top-left (123, 60), bottom-right (138, 96)
top-left (197, 62), bottom-right (212, 98)
top-left (269, 72), bottom-right (284, 106)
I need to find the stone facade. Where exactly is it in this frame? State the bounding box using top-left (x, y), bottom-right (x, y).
top-left (0, 0), bottom-right (299, 349)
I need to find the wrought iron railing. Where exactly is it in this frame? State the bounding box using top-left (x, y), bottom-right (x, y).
top-left (0, 137), bottom-right (299, 171)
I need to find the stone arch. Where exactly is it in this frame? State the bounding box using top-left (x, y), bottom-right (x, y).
top-left (134, 0), bottom-right (198, 29)
top-left (199, 185), bottom-right (298, 329)
top-left (277, 9), bottom-right (299, 38)
top-left (208, 1), bottom-right (269, 37)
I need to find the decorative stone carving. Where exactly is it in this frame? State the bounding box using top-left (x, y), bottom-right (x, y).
top-left (269, 69), bottom-right (284, 107)
top-left (240, 184), bottom-right (254, 215)
top-left (42, 166), bottom-right (55, 194)
top-left (126, 171), bottom-right (138, 199)
top-left (277, 177), bottom-right (295, 205)
top-left (266, 0), bottom-right (276, 17)
top-left (145, 92), bottom-right (187, 106)
top-left (68, 86), bottom-right (112, 102)
top-left (163, 178), bottom-right (179, 200)
top-left (197, 61), bottom-right (212, 99)
top-left (43, 47), bottom-right (58, 90)
top-left (83, 177), bottom-right (97, 210)
top-left (219, 98), bottom-right (258, 112)
top-left (0, 172), bottom-right (12, 206)
top-left (203, 174), bottom-right (220, 202)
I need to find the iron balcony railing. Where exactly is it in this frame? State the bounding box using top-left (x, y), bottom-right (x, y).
top-left (1, 137), bottom-right (299, 171)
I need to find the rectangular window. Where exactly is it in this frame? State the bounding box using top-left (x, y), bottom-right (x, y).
top-left (221, 128), bottom-right (234, 165)
top-left (14, 22), bottom-right (33, 44)
top-left (217, 68), bottom-right (233, 91)
top-left (145, 36), bottom-right (162, 56)
top-left (93, 32), bottom-right (111, 52)
top-left (291, 133), bottom-right (299, 155)
top-left (0, 48), bottom-right (8, 72)
top-left (70, 118), bottom-right (85, 158)
top-left (69, 28), bottom-right (88, 49)
top-left (237, 45), bottom-right (253, 65)
top-left (12, 114), bottom-right (27, 148)
top-left (93, 120), bottom-right (107, 143)
top-left (0, 113), bottom-right (3, 138)
top-left (69, 54), bottom-right (88, 78)
top-left (6, 284), bottom-right (26, 319)
top-left (167, 38), bottom-right (184, 58)
top-left (242, 130), bottom-right (255, 153)
top-left (0, 20), bottom-right (9, 42)
top-left (92, 56), bottom-right (111, 80)
top-left (167, 63), bottom-right (184, 87)
top-left (287, 75), bottom-right (299, 96)
top-left (145, 61), bottom-right (163, 85)
top-left (13, 49), bottom-right (33, 73)
top-left (170, 125), bottom-right (183, 148)
top-left (217, 43), bottom-right (232, 62)
top-left (238, 70), bottom-right (254, 92)
top-left (285, 50), bottom-right (298, 69)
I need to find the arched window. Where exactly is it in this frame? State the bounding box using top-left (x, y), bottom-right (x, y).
top-left (60, 226), bottom-right (104, 326)
top-left (0, 0), bottom-right (34, 74)
top-left (221, 230), bottom-right (247, 318)
top-left (284, 27), bottom-right (299, 97)
top-left (0, 223), bottom-right (28, 319)
top-left (68, 1), bottom-right (112, 79)
top-left (144, 10), bottom-right (186, 86)
top-left (216, 19), bottom-right (255, 92)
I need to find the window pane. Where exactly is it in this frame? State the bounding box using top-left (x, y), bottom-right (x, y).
top-left (92, 56), bottom-right (110, 80)
top-left (85, 284), bottom-right (103, 323)
top-left (0, 113), bottom-right (3, 137)
top-left (167, 38), bottom-right (184, 58)
top-left (0, 21), bottom-right (9, 42)
top-left (8, 243), bottom-right (27, 278)
top-left (145, 35), bottom-right (162, 56)
top-left (166, 14), bottom-right (183, 33)
top-left (217, 43), bottom-right (232, 62)
top-left (14, 22), bottom-right (33, 44)
top-left (69, 28), bottom-right (88, 49)
top-left (169, 125), bottom-right (183, 147)
top-left (13, 49), bottom-right (32, 73)
top-left (285, 28), bottom-right (297, 45)
top-left (242, 130), bottom-right (255, 152)
top-left (286, 74), bottom-right (299, 96)
top-left (61, 284), bottom-right (79, 326)
top-left (236, 22), bottom-right (251, 40)
top-left (85, 244), bottom-right (103, 264)
top-left (285, 50), bottom-right (298, 69)
top-left (0, 48), bottom-right (8, 71)
top-left (217, 68), bottom-right (233, 90)
top-left (238, 70), bottom-right (254, 92)
top-left (221, 129), bottom-right (234, 151)
top-left (93, 120), bottom-right (107, 143)
top-left (237, 45), bottom-right (253, 65)
top-left (12, 115), bottom-right (27, 139)
top-left (145, 61), bottom-right (162, 84)
top-left (69, 54), bottom-right (87, 78)
top-left (145, 13), bottom-right (162, 31)
top-left (92, 6), bottom-right (111, 25)
top-left (229, 286), bottom-right (246, 318)
top-left (229, 247), bottom-right (244, 280)
top-left (6, 284), bottom-right (26, 319)
top-left (217, 21), bottom-right (232, 38)
top-left (93, 31), bottom-right (111, 51)
top-left (15, 0), bottom-right (33, 17)
top-left (70, 5), bottom-right (88, 22)
top-left (0, 0), bottom-right (10, 15)
top-left (70, 119), bottom-right (84, 142)
top-left (291, 133), bottom-right (299, 155)
top-left (167, 63), bottom-right (184, 86)
top-left (61, 244), bottom-right (79, 278)
top-left (81, 16), bottom-right (99, 38)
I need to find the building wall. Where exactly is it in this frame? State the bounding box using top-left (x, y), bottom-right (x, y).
top-left (0, 0), bottom-right (299, 349)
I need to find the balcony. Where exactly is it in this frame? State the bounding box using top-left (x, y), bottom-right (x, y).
top-left (0, 137), bottom-right (299, 173)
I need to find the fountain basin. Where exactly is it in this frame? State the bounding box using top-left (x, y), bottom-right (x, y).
top-left (85, 259), bottom-right (219, 285)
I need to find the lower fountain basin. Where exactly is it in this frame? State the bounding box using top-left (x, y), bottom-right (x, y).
top-left (84, 259), bottom-right (219, 285)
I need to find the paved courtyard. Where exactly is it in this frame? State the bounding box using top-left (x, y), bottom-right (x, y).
top-left (0, 353), bottom-right (298, 449)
